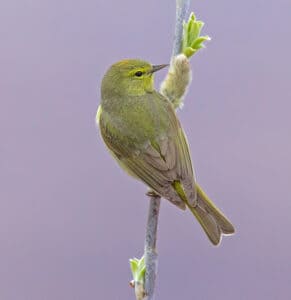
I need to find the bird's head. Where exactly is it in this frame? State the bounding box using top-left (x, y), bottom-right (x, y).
top-left (101, 59), bottom-right (168, 97)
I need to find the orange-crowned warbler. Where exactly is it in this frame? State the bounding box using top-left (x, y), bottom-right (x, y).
top-left (96, 59), bottom-right (235, 245)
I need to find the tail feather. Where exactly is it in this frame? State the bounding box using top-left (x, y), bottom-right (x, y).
top-left (195, 184), bottom-right (235, 235)
top-left (172, 180), bottom-right (235, 245)
top-left (187, 202), bottom-right (222, 245)
top-left (187, 183), bottom-right (235, 245)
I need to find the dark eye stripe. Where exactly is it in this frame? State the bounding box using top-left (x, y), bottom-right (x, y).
top-left (135, 71), bottom-right (143, 77)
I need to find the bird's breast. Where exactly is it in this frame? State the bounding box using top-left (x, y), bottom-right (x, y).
top-left (103, 94), bottom-right (170, 146)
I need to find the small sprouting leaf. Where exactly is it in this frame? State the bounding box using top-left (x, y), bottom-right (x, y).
top-left (191, 36), bottom-right (211, 50)
top-left (129, 256), bottom-right (146, 283)
top-left (181, 11), bottom-right (210, 58)
top-left (129, 258), bottom-right (138, 275)
top-left (183, 47), bottom-right (196, 57)
top-left (137, 264), bottom-right (146, 282)
top-left (189, 22), bottom-right (200, 43)
top-left (187, 18), bottom-right (194, 44)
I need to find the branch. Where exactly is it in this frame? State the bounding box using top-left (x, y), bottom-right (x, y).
top-left (144, 2), bottom-right (191, 300)
top-left (173, 0), bottom-right (191, 56)
top-left (143, 3), bottom-right (192, 300)
top-left (161, 11), bottom-right (211, 109)
top-left (130, 1), bottom-right (211, 299)
top-left (144, 192), bottom-right (161, 300)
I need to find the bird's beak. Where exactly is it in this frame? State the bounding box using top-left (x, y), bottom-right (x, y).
top-left (150, 64), bottom-right (169, 74)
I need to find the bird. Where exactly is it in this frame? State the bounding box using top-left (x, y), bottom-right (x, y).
top-left (96, 59), bottom-right (235, 245)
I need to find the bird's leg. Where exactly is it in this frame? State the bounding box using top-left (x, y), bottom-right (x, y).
top-left (146, 190), bottom-right (160, 198)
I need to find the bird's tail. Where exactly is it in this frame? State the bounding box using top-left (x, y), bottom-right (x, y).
top-left (173, 181), bottom-right (235, 245)
top-left (188, 184), bottom-right (235, 245)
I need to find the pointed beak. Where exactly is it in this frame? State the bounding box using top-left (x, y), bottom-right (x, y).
top-left (150, 64), bottom-right (169, 74)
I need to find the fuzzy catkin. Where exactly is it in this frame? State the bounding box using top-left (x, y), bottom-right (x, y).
top-left (160, 54), bottom-right (192, 109)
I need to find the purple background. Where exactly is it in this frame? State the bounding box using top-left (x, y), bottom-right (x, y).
top-left (1, 0), bottom-right (291, 299)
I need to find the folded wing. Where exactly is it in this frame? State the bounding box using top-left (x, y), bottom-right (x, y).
top-left (99, 93), bottom-right (196, 208)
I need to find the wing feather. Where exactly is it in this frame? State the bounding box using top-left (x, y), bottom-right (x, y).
top-left (98, 92), bottom-right (196, 208)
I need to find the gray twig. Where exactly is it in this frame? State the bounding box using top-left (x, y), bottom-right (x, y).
top-left (143, 1), bottom-right (191, 299)
top-left (173, 0), bottom-right (191, 56)
top-left (144, 193), bottom-right (161, 300)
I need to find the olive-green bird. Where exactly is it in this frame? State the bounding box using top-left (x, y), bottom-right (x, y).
top-left (97, 59), bottom-right (235, 245)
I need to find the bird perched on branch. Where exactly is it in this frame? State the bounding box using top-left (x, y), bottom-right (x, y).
top-left (96, 59), bottom-right (235, 245)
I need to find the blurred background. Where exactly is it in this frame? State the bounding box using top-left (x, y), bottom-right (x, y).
top-left (1, 0), bottom-right (291, 299)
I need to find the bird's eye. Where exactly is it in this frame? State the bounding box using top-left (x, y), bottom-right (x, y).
top-left (135, 71), bottom-right (143, 77)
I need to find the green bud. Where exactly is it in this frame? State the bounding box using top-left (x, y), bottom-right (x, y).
top-left (129, 256), bottom-right (146, 283)
top-left (181, 11), bottom-right (210, 58)
top-left (129, 256), bottom-right (146, 300)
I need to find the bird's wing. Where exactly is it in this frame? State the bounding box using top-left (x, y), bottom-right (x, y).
top-left (99, 94), bottom-right (196, 206)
